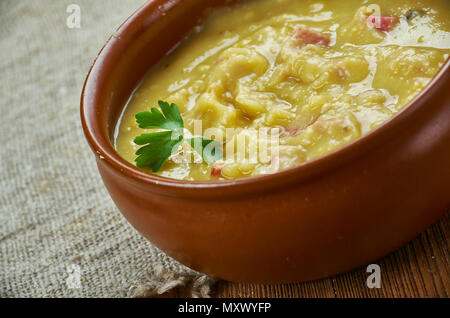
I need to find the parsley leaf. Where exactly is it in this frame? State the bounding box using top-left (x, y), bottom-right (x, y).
top-left (134, 131), bottom-right (183, 172)
top-left (135, 101), bottom-right (184, 138)
top-left (134, 101), bottom-right (222, 173)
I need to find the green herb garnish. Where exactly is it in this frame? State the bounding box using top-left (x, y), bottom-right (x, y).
top-left (134, 101), bottom-right (222, 172)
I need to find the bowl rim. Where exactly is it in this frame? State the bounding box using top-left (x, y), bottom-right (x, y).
top-left (81, 0), bottom-right (450, 191)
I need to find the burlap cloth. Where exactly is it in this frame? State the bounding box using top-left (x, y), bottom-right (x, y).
top-left (0, 0), bottom-right (215, 298)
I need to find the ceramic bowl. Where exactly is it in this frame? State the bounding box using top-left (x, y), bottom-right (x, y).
top-left (81, 0), bottom-right (450, 283)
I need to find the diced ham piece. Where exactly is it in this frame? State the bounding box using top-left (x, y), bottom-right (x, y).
top-left (366, 15), bottom-right (399, 32)
top-left (211, 166), bottom-right (223, 177)
top-left (295, 26), bottom-right (330, 47)
top-left (280, 128), bottom-right (299, 138)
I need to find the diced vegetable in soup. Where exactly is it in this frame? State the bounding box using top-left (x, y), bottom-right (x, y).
top-left (115, 0), bottom-right (450, 181)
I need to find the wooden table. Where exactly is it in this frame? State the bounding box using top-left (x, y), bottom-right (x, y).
top-left (160, 213), bottom-right (448, 298)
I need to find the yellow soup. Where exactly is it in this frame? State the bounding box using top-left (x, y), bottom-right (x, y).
top-left (115, 0), bottom-right (450, 181)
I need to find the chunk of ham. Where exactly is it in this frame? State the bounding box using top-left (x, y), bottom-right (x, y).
top-left (365, 15), bottom-right (399, 32)
top-left (295, 26), bottom-right (330, 46)
top-left (280, 128), bottom-right (299, 138)
top-left (211, 166), bottom-right (223, 177)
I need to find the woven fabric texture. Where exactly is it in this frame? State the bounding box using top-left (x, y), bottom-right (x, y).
top-left (0, 0), bottom-right (212, 298)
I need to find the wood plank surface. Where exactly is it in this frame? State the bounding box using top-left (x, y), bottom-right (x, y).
top-left (159, 213), bottom-right (448, 298)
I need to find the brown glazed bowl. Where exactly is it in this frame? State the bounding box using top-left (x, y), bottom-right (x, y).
top-left (81, 0), bottom-right (450, 283)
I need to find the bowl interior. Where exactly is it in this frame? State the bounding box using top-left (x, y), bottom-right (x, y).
top-left (82, 0), bottom-right (450, 190)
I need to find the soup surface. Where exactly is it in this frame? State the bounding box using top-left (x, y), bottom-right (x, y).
top-left (115, 0), bottom-right (450, 181)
